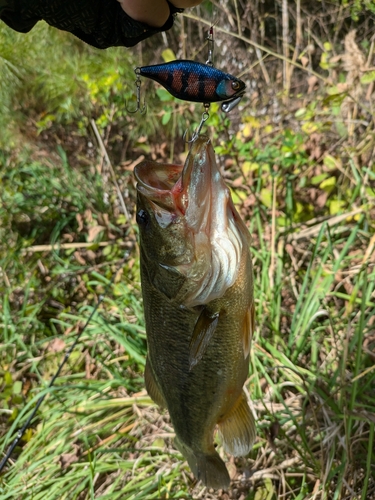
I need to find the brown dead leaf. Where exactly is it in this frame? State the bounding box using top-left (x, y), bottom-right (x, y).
top-left (316, 192), bottom-right (328, 208)
top-left (74, 251), bottom-right (86, 265)
top-left (232, 177), bottom-right (246, 188)
top-left (59, 445), bottom-right (80, 470)
top-left (62, 233), bottom-right (74, 242)
top-left (87, 225), bottom-right (105, 242)
top-left (244, 194), bottom-right (256, 208)
top-left (22, 379), bottom-right (32, 396)
top-left (227, 461), bottom-right (237, 480)
top-left (300, 56), bottom-right (309, 67)
top-left (102, 213), bottom-right (110, 227)
top-left (63, 325), bottom-right (76, 336)
top-left (86, 250), bottom-right (96, 262)
top-left (76, 213), bottom-right (84, 232)
top-left (84, 209), bottom-right (93, 225)
top-left (48, 338), bottom-right (66, 353)
top-left (307, 76), bottom-right (318, 93)
top-left (123, 155), bottom-right (145, 172)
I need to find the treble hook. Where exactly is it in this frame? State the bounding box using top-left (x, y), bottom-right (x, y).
top-left (126, 68), bottom-right (146, 114)
top-left (183, 105), bottom-right (210, 143)
top-left (206, 26), bottom-right (214, 66)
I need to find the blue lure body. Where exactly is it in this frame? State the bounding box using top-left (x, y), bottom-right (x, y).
top-left (138, 60), bottom-right (246, 105)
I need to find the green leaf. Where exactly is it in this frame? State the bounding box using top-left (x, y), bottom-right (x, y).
top-left (152, 438), bottom-right (165, 448)
top-left (156, 88), bottom-right (172, 102)
top-left (360, 70), bottom-right (375, 85)
top-left (254, 478), bottom-right (276, 500)
top-left (12, 381), bottom-right (22, 395)
top-left (260, 188), bottom-right (272, 208)
top-left (295, 107), bottom-right (307, 118)
top-left (4, 371), bottom-right (13, 386)
top-left (324, 154), bottom-right (339, 171)
top-left (162, 111), bottom-right (171, 125)
top-left (312, 173), bottom-right (328, 185)
top-left (329, 199), bottom-right (346, 215)
top-left (102, 245), bottom-right (112, 256)
top-left (320, 176), bottom-right (336, 192)
top-left (161, 49), bottom-right (176, 62)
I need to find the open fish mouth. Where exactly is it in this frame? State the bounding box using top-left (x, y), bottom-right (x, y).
top-left (135, 135), bottom-right (250, 307)
top-left (134, 136), bottom-right (219, 217)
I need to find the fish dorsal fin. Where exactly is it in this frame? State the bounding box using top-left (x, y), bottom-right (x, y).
top-left (243, 302), bottom-right (255, 359)
top-left (189, 308), bottom-right (219, 371)
top-left (217, 390), bottom-right (256, 457)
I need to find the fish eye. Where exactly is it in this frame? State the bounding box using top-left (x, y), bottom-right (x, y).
top-left (136, 209), bottom-right (149, 227)
top-left (232, 81), bottom-right (241, 90)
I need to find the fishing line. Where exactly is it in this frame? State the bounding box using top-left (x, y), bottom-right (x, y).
top-left (0, 261), bottom-right (123, 474)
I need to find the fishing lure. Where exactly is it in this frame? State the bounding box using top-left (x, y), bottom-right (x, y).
top-left (137, 60), bottom-right (245, 107)
top-left (126, 26), bottom-right (246, 114)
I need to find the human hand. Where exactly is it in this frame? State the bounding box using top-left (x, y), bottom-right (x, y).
top-left (118, 0), bottom-right (203, 28)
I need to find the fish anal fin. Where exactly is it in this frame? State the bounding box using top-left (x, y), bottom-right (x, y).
top-left (144, 358), bottom-right (166, 409)
top-left (174, 436), bottom-right (230, 490)
top-left (189, 308), bottom-right (219, 371)
top-left (243, 302), bottom-right (255, 359)
top-left (218, 391), bottom-right (256, 457)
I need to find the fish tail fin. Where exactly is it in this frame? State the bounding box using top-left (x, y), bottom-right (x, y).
top-left (218, 390), bottom-right (256, 456)
top-left (175, 436), bottom-right (230, 489)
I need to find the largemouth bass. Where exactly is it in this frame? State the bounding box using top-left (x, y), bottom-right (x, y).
top-left (134, 136), bottom-right (256, 489)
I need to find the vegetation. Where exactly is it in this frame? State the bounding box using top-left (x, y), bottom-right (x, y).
top-left (1, 1), bottom-right (375, 499)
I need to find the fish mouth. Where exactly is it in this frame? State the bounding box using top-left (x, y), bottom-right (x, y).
top-left (134, 136), bottom-right (213, 216)
top-left (134, 162), bottom-right (182, 212)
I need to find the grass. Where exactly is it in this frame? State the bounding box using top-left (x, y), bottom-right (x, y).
top-left (1, 5), bottom-right (375, 499)
top-left (1, 134), bottom-right (374, 499)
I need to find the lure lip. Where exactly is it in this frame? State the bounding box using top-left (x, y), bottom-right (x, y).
top-left (221, 93), bottom-right (245, 113)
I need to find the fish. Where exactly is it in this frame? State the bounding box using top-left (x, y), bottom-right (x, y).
top-left (134, 135), bottom-right (256, 489)
top-left (138, 60), bottom-right (246, 107)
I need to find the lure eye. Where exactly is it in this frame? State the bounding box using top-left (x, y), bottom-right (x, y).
top-left (232, 81), bottom-right (241, 91)
top-left (136, 209), bottom-right (149, 227)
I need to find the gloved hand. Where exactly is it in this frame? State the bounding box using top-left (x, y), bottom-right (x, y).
top-left (0, 0), bottom-right (201, 49)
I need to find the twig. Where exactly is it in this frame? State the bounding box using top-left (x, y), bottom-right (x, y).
top-left (21, 241), bottom-right (123, 254)
top-left (233, 0), bottom-right (242, 37)
top-left (91, 119), bottom-right (130, 221)
top-left (286, 208), bottom-right (364, 242)
top-left (182, 14), bottom-right (330, 84)
top-left (282, 0), bottom-right (290, 96)
top-left (269, 177), bottom-right (277, 288)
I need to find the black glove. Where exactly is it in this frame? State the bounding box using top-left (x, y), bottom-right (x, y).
top-left (0, 0), bottom-right (183, 48)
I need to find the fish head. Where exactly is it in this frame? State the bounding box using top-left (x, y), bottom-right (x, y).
top-left (135, 136), bottom-right (250, 306)
top-left (216, 77), bottom-right (246, 101)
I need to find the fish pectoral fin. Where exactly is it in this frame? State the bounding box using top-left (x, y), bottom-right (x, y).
top-left (150, 263), bottom-right (185, 300)
top-left (174, 437), bottom-right (230, 490)
top-left (243, 302), bottom-right (255, 359)
top-left (189, 308), bottom-right (219, 371)
top-left (144, 358), bottom-right (166, 409)
top-left (218, 391), bottom-right (256, 457)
